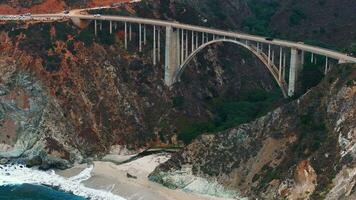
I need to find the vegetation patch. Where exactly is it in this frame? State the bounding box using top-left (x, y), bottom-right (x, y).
top-left (177, 89), bottom-right (282, 144)
top-left (242, 0), bottom-right (280, 36)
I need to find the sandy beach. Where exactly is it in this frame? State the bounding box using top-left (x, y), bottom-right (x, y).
top-left (57, 154), bottom-right (234, 200)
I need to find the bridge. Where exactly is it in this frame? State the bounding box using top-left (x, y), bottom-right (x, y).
top-left (1, 12), bottom-right (356, 97)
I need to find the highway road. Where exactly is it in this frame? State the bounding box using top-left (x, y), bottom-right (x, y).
top-left (0, 9), bottom-right (356, 63)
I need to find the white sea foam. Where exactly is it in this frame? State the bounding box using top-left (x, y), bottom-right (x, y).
top-left (0, 164), bottom-right (126, 200)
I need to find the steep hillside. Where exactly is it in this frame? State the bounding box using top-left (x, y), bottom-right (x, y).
top-left (149, 64), bottom-right (356, 199)
top-left (0, 0), bottom-right (355, 175)
top-left (0, 12), bottom-right (278, 168)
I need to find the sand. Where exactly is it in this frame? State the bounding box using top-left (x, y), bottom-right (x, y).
top-left (57, 154), bottom-right (233, 200)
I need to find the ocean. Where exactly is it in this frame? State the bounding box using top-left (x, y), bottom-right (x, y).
top-left (0, 184), bottom-right (86, 200)
top-left (0, 164), bottom-right (126, 200)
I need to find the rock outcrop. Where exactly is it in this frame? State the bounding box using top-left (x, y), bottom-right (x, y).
top-left (150, 64), bottom-right (356, 199)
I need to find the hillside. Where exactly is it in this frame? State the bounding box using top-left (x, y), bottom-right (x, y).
top-left (0, 5), bottom-right (279, 168)
top-left (150, 64), bottom-right (356, 199)
top-left (0, 0), bottom-right (354, 171)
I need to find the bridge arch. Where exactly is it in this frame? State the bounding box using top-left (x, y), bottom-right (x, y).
top-left (172, 39), bottom-right (288, 97)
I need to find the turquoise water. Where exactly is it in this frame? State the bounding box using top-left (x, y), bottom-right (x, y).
top-left (0, 184), bottom-right (86, 200)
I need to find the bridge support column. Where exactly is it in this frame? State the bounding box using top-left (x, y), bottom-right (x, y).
top-left (279, 47), bottom-right (283, 81)
top-left (109, 21), bottom-right (112, 34)
top-left (139, 24), bottom-right (142, 52)
top-left (195, 33), bottom-right (198, 48)
top-left (288, 48), bottom-right (303, 97)
top-left (129, 24), bottom-right (132, 41)
top-left (158, 28), bottom-right (161, 62)
top-left (324, 57), bottom-right (329, 75)
top-left (181, 30), bottom-right (184, 63)
top-left (185, 31), bottom-right (188, 58)
top-left (124, 22), bottom-right (128, 49)
top-left (268, 44), bottom-right (271, 65)
top-left (153, 26), bottom-right (156, 65)
top-left (165, 26), bottom-right (179, 87)
top-left (94, 20), bottom-right (97, 36)
top-left (144, 25), bottom-right (147, 45)
top-left (191, 31), bottom-right (194, 52)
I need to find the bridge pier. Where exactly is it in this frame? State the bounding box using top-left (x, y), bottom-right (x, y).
top-left (279, 47), bottom-right (283, 81)
top-left (185, 31), bottom-right (188, 58)
top-left (181, 30), bottom-right (184, 64)
top-left (139, 24), bottom-right (142, 52)
top-left (158, 28), bottom-right (161, 62)
top-left (124, 22), bottom-right (128, 49)
top-left (129, 23), bottom-right (132, 41)
top-left (153, 26), bottom-right (156, 65)
top-left (324, 57), bottom-right (329, 75)
top-left (165, 26), bottom-right (179, 86)
top-left (288, 48), bottom-right (303, 97)
top-left (94, 20), bottom-right (97, 36)
top-left (109, 21), bottom-right (112, 34)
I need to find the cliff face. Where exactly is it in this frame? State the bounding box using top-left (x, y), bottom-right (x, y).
top-left (149, 64), bottom-right (356, 199)
top-left (0, 11), bottom-right (276, 168)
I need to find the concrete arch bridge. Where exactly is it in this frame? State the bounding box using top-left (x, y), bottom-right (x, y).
top-left (8, 13), bottom-right (355, 97)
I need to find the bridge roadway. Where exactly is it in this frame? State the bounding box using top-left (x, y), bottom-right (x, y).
top-left (2, 13), bottom-right (355, 63)
top-left (1, 11), bottom-right (356, 97)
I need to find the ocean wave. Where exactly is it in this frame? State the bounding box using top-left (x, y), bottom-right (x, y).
top-left (0, 164), bottom-right (126, 200)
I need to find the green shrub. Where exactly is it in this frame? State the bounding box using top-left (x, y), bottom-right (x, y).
top-left (301, 62), bottom-right (324, 92)
top-left (77, 28), bottom-right (94, 46)
top-left (289, 8), bottom-right (307, 26)
top-left (54, 23), bottom-right (76, 41)
top-left (44, 55), bottom-right (61, 72)
top-left (172, 96), bottom-right (185, 108)
top-left (177, 89), bottom-right (282, 144)
top-left (242, 0), bottom-right (280, 36)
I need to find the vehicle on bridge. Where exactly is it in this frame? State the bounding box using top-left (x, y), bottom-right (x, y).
top-left (265, 37), bottom-right (274, 41)
top-left (94, 14), bottom-right (101, 18)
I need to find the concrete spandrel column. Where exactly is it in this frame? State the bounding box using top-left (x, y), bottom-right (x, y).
top-left (153, 26), bottom-right (156, 65)
top-left (272, 51), bottom-right (275, 66)
top-left (195, 33), bottom-right (198, 49)
top-left (324, 57), bottom-right (329, 75)
top-left (129, 23), bottom-right (132, 41)
top-left (139, 24), bottom-right (142, 52)
top-left (176, 28), bottom-right (180, 65)
top-left (268, 44), bottom-right (271, 65)
top-left (185, 31), bottom-right (188, 58)
top-left (109, 21), bottom-right (112, 34)
top-left (144, 25), bottom-right (147, 45)
top-left (181, 29), bottom-right (184, 63)
top-left (124, 22), bottom-right (127, 49)
top-left (94, 20), bottom-right (97, 36)
top-left (288, 48), bottom-right (302, 97)
top-left (283, 53), bottom-right (286, 80)
top-left (191, 31), bottom-right (194, 52)
top-left (279, 47), bottom-right (283, 81)
top-left (158, 28), bottom-right (161, 62)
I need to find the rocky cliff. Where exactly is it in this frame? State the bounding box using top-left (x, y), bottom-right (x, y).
top-left (0, 8), bottom-right (277, 168)
top-left (149, 64), bottom-right (356, 199)
top-left (0, 0), bottom-right (355, 198)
